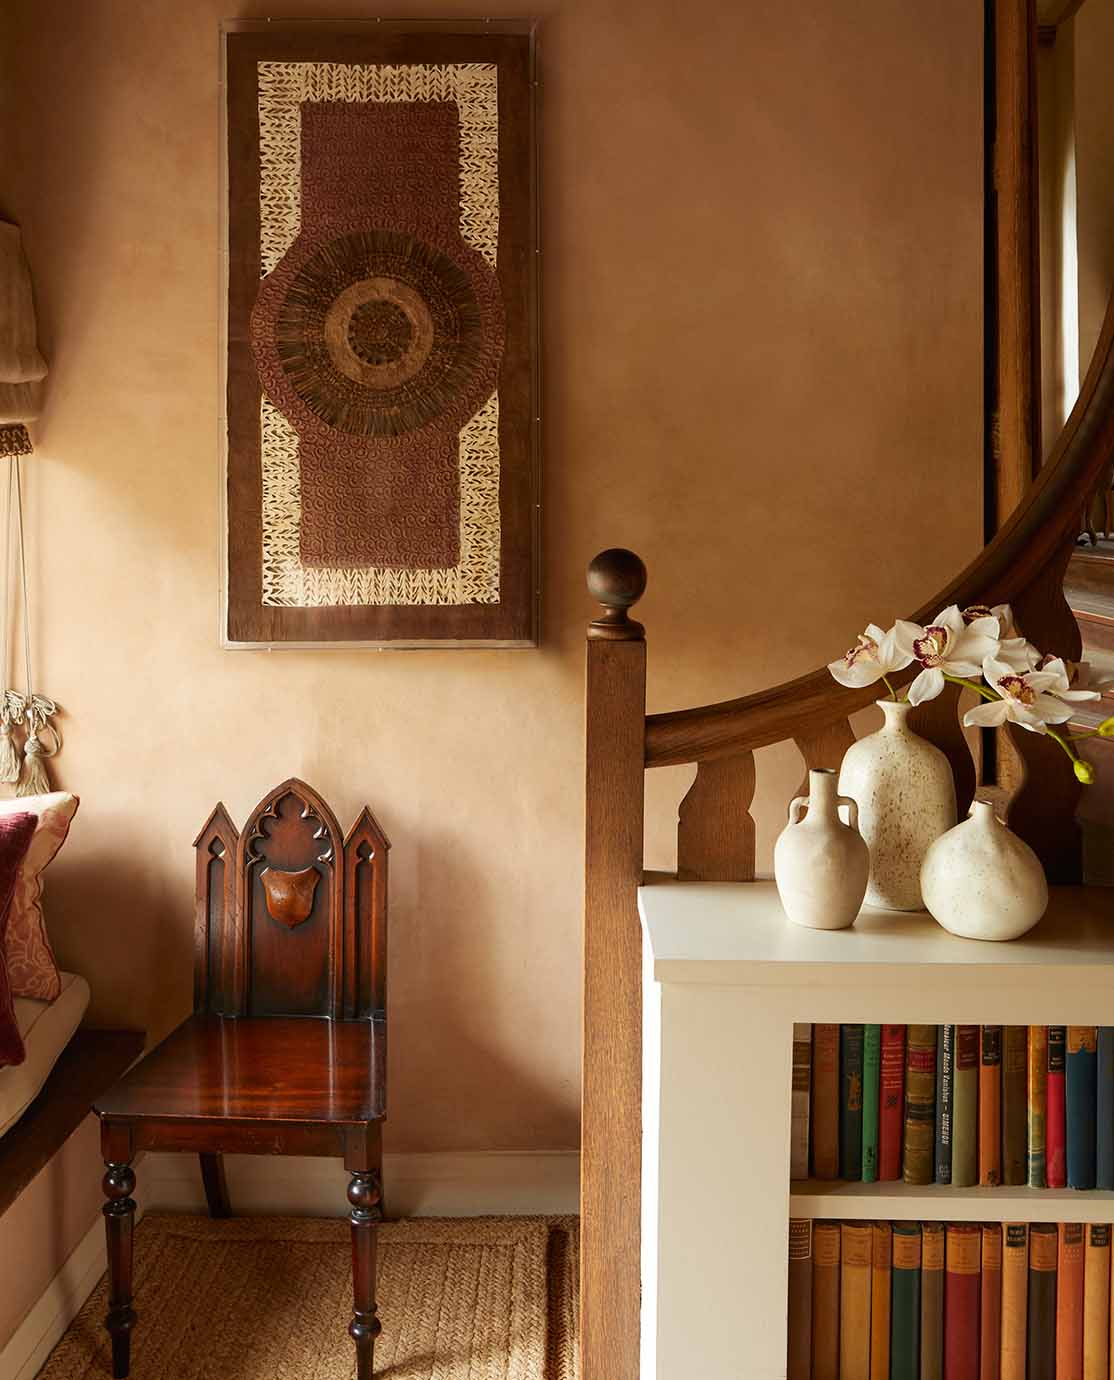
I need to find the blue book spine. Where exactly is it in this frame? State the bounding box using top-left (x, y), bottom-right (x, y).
top-left (1098, 1028), bottom-right (1114, 1190)
top-left (1066, 1026), bottom-right (1098, 1190)
top-left (934, 1025), bottom-right (953, 1185)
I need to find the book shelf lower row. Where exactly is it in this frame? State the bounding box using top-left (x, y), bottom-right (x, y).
top-left (787, 1217), bottom-right (1108, 1380)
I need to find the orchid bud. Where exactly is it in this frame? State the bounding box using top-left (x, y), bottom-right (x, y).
top-left (1098, 717), bottom-right (1114, 738)
top-left (1074, 759), bottom-right (1096, 785)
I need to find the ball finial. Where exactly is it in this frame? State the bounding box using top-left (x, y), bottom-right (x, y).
top-left (586, 549), bottom-right (646, 640)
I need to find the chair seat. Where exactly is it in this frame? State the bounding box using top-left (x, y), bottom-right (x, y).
top-left (94, 1013), bottom-right (385, 1125)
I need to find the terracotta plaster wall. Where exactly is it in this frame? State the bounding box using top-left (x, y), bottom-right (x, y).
top-left (0, 0), bottom-right (982, 1171)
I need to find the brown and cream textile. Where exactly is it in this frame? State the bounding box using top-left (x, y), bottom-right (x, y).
top-left (0, 222), bottom-right (47, 458)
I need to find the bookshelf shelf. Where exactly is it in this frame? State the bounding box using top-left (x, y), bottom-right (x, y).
top-left (790, 1180), bottom-right (1114, 1222)
top-left (638, 879), bottom-right (1114, 1380)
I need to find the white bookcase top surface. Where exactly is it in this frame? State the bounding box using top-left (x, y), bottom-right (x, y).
top-left (638, 879), bottom-right (1114, 986)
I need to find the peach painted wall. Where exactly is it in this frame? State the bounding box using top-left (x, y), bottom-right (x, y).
top-left (0, 0), bottom-right (982, 1345)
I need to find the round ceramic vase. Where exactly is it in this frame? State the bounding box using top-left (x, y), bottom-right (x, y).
top-left (920, 800), bottom-right (1048, 942)
top-left (837, 699), bottom-right (957, 911)
top-left (774, 768), bottom-right (870, 930)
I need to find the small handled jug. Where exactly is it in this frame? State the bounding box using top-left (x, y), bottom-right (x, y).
top-left (773, 768), bottom-right (870, 930)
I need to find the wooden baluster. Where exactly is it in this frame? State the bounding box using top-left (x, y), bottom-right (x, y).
top-left (347, 1170), bottom-right (382, 1380)
top-left (1007, 544), bottom-right (1084, 882)
top-left (677, 755), bottom-right (756, 881)
top-left (583, 549), bottom-right (647, 1380)
top-left (793, 719), bottom-right (856, 798)
top-left (908, 681), bottom-right (978, 821)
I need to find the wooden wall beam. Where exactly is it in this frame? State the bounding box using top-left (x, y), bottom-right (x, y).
top-left (582, 549), bottom-right (648, 1380)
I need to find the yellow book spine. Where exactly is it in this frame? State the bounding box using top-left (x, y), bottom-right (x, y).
top-left (1083, 1224), bottom-right (1110, 1380)
top-left (871, 1222), bottom-right (892, 1380)
top-left (841, 1222), bottom-right (873, 1380)
top-left (1000, 1223), bottom-right (1028, 1380)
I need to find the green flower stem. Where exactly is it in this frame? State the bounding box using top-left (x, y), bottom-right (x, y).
top-left (881, 674), bottom-right (900, 702)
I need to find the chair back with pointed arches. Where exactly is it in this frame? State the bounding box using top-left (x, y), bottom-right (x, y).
top-left (192, 778), bottom-right (389, 1020)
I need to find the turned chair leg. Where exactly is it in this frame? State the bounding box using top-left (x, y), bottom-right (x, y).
top-left (199, 1153), bottom-right (232, 1218)
top-left (102, 1162), bottom-right (137, 1380)
top-left (347, 1170), bottom-right (382, 1379)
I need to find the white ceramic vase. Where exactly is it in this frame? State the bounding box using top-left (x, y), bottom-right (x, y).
top-left (837, 699), bottom-right (957, 911)
top-left (774, 768), bottom-right (870, 930)
top-left (920, 800), bottom-right (1048, 941)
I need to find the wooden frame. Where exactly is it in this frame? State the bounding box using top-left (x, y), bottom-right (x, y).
top-left (220, 20), bottom-right (540, 650)
top-left (580, 10), bottom-right (1114, 1375)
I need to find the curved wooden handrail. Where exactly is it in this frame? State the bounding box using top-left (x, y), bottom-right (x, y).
top-left (643, 289), bottom-right (1114, 768)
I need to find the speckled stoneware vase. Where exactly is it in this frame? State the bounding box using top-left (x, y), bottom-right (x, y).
top-left (837, 699), bottom-right (957, 911)
top-left (921, 800), bottom-right (1048, 941)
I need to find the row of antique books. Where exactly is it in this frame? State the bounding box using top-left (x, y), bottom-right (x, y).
top-left (787, 1219), bottom-right (1110, 1380)
top-left (791, 1024), bottom-right (1114, 1188)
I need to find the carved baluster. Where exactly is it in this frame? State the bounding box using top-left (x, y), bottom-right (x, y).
top-left (347, 1170), bottom-right (382, 1380)
top-left (102, 1161), bottom-right (137, 1379)
top-left (677, 755), bottom-right (756, 882)
top-left (1007, 545), bottom-right (1084, 881)
top-left (908, 681), bottom-right (977, 821)
top-left (793, 720), bottom-right (856, 798)
top-left (583, 549), bottom-right (647, 1380)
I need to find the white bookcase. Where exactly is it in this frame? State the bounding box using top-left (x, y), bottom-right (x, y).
top-left (638, 879), bottom-right (1114, 1380)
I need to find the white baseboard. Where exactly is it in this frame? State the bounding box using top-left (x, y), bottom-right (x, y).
top-left (0, 1151), bottom-right (577, 1380)
top-left (143, 1149), bottom-right (581, 1219)
top-left (0, 1203), bottom-right (146, 1380)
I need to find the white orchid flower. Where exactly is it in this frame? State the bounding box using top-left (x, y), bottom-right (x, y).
top-left (997, 637), bottom-right (1042, 672)
top-left (962, 657), bottom-right (1078, 733)
top-left (827, 623), bottom-right (913, 690)
top-left (893, 606), bottom-right (1001, 706)
top-left (962, 603), bottom-right (1013, 636)
top-left (1035, 655), bottom-right (1103, 706)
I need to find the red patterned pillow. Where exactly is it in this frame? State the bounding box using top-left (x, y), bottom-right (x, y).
top-left (0, 811), bottom-right (40, 1067)
top-left (0, 792), bottom-right (79, 1000)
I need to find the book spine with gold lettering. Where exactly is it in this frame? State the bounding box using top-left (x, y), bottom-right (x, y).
top-left (1057, 1221), bottom-right (1085, 1380)
top-left (863, 1025), bottom-right (881, 1183)
top-left (935, 1024), bottom-right (953, 1185)
top-left (1027, 1026), bottom-right (1047, 1188)
top-left (953, 1025), bottom-right (979, 1188)
top-left (891, 1222), bottom-right (921, 1380)
top-left (790, 1023), bottom-right (811, 1181)
top-left (1047, 1027), bottom-right (1067, 1188)
top-left (840, 1222), bottom-right (873, 1380)
top-left (903, 1025), bottom-right (937, 1186)
top-left (840, 1024), bottom-right (865, 1181)
top-left (811, 1220), bottom-right (840, 1380)
top-left (921, 1221), bottom-right (945, 1380)
top-left (945, 1223), bottom-right (982, 1380)
top-left (1082, 1222), bottom-right (1109, 1380)
top-left (1027, 1223), bottom-right (1058, 1380)
top-left (1002, 1026), bottom-right (1027, 1186)
top-left (870, 1221), bottom-right (891, 1380)
top-left (811, 1025), bottom-right (840, 1181)
top-left (979, 1025), bottom-right (1003, 1186)
top-left (1067, 1026), bottom-right (1098, 1190)
top-left (980, 1223), bottom-right (1001, 1380)
top-left (879, 1024), bottom-right (906, 1181)
top-left (1096, 1028), bottom-right (1114, 1191)
top-left (787, 1218), bottom-right (812, 1380)
top-left (999, 1224), bottom-right (1028, 1380)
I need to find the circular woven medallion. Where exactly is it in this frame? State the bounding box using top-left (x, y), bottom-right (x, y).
top-left (271, 229), bottom-right (499, 439)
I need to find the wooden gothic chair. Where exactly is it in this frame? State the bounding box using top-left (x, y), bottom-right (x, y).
top-left (93, 778), bottom-right (389, 1380)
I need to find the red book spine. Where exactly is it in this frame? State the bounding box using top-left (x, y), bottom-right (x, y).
top-left (945, 1223), bottom-right (982, 1380)
top-left (1047, 1026), bottom-right (1067, 1189)
top-left (879, 1024), bottom-right (906, 1181)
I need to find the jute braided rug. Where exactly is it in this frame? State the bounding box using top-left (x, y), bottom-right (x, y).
top-left (39, 1214), bottom-right (580, 1380)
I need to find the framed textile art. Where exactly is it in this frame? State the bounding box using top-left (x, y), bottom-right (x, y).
top-left (221, 21), bottom-right (538, 647)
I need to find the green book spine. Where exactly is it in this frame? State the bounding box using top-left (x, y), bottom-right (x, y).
top-left (891, 1221), bottom-right (922, 1380)
top-left (839, 1024), bottom-right (864, 1181)
top-left (862, 1024), bottom-right (881, 1183)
